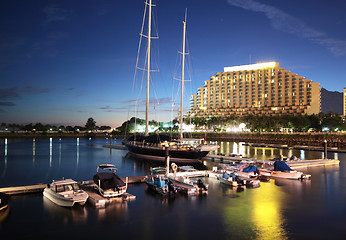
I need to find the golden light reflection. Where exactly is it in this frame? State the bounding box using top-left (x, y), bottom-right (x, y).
top-left (251, 183), bottom-right (288, 240)
top-left (222, 183), bottom-right (287, 239)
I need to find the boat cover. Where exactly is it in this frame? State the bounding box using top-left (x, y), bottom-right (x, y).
top-left (93, 172), bottom-right (125, 190)
top-left (242, 165), bottom-right (259, 173)
top-left (274, 161), bottom-right (293, 171)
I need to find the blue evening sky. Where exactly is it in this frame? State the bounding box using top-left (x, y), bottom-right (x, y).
top-left (1, 0), bottom-right (346, 128)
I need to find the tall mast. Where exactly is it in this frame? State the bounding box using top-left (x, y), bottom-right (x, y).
top-left (145, 0), bottom-right (152, 136)
top-left (180, 10), bottom-right (187, 140)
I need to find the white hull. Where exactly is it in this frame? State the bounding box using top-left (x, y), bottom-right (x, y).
top-left (218, 175), bottom-right (239, 187)
top-left (260, 169), bottom-right (303, 180)
top-left (43, 188), bottom-right (88, 207)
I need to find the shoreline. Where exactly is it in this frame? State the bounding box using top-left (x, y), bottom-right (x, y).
top-left (1, 131), bottom-right (345, 151)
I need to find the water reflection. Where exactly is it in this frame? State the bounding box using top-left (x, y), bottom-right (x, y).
top-left (32, 138), bottom-right (36, 165)
top-left (94, 200), bottom-right (128, 221)
top-left (207, 140), bottom-right (341, 161)
top-left (49, 138), bottom-right (52, 167)
top-left (76, 138), bottom-right (80, 166)
top-left (2, 138), bottom-right (7, 178)
top-left (251, 182), bottom-right (287, 239)
top-left (43, 196), bottom-right (88, 223)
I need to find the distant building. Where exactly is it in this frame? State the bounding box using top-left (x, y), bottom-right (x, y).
top-left (187, 62), bottom-right (321, 118)
top-left (344, 88), bottom-right (346, 116)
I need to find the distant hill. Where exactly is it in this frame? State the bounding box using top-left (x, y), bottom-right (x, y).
top-left (321, 88), bottom-right (343, 114)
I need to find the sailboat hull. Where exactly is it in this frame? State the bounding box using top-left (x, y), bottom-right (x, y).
top-left (124, 142), bottom-right (208, 163)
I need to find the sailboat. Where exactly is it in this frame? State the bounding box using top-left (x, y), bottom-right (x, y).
top-left (123, 0), bottom-right (218, 163)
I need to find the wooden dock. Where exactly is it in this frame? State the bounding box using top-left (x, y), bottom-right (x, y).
top-left (287, 159), bottom-right (340, 169)
top-left (0, 175), bottom-right (146, 195)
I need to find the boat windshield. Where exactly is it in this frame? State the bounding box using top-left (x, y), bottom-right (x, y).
top-left (55, 183), bottom-right (79, 192)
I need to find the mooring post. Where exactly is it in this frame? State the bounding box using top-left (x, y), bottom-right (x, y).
top-left (165, 146), bottom-right (170, 176)
top-left (324, 139), bottom-right (327, 159)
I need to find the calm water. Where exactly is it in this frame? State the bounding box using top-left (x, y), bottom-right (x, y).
top-left (0, 137), bottom-right (345, 240)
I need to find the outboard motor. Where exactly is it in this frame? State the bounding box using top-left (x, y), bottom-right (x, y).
top-left (167, 180), bottom-right (176, 195)
top-left (197, 179), bottom-right (208, 191)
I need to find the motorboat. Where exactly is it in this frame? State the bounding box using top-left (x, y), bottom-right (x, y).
top-left (218, 171), bottom-right (239, 187)
top-left (168, 174), bottom-right (208, 195)
top-left (93, 164), bottom-right (128, 197)
top-left (218, 170), bottom-right (260, 188)
top-left (43, 179), bottom-right (89, 207)
top-left (236, 165), bottom-right (271, 181)
top-left (145, 168), bottom-right (177, 196)
top-left (259, 161), bottom-right (311, 180)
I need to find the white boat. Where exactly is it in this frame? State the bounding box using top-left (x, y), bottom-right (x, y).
top-left (43, 179), bottom-right (88, 207)
top-left (93, 164), bottom-right (128, 197)
top-left (168, 175), bottom-right (208, 195)
top-left (259, 161), bottom-right (311, 180)
top-left (218, 172), bottom-right (239, 187)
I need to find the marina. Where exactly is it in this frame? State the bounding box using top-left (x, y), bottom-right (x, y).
top-left (0, 137), bottom-right (345, 239)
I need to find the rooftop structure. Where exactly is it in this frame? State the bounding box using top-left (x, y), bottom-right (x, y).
top-left (187, 62), bottom-right (321, 118)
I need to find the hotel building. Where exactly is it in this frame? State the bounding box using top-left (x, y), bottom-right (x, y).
top-left (344, 88), bottom-right (346, 116)
top-left (187, 62), bottom-right (321, 118)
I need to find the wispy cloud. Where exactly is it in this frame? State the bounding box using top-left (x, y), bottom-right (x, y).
top-left (43, 6), bottom-right (72, 23)
top-left (0, 86), bottom-right (51, 99)
top-left (227, 0), bottom-right (346, 56)
top-left (0, 87), bottom-right (20, 100)
top-left (0, 102), bottom-right (15, 107)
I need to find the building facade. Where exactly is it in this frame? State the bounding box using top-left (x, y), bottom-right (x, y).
top-left (344, 88), bottom-right (346, 116)
top-left (187, 62), bottom-right (321, 118)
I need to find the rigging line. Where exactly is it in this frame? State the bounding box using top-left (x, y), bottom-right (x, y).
top-left (126, 0), bottom-right (148, 136)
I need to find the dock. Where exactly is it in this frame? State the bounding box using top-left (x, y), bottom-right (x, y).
top-left (286, 159), bottom-right (340, 169)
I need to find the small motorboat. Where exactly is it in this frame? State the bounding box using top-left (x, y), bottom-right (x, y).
top-left (237, 165), bottom-right (271, 181)
top-left (93, 164), bottom-right (128, 197)
top-left (145, 167), bottom-right (177, 196)
top-left (218, 171), bottom-right (239, 187)
top-left (168, 175), bottom-right (208, 195)
top-left (260, 161), bottom-right (311, 180)
top-left (43, 179), bottom-right (89, 207)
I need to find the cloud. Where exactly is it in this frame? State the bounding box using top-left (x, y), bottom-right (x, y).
top-left (0, 86), bottom-right (51, 101)
top-left (0, 102), bottom-right (15, 106)
top-left (0, 87), bottom-right (20, 100)
top-left (43, 6), bottom-right (72, 23)
top-left (22, 86), bottom-right (51, 95)
top-left (227, 0), bottom-right (346, 56)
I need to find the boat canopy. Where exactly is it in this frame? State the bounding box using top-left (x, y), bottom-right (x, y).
top-left (127, 134), bottom-right (172, 143)
top-left (274, 161), bottom-right (293, 171)
top-left (242, 165), bottom-right (259, 173)
top-left (93, 172), bottom-right (125, 190)
top-left (97, 164), bottom-right (117, 172)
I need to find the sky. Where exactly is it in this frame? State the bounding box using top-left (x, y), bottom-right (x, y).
top-left (1, 0), bottom-right (346, 128)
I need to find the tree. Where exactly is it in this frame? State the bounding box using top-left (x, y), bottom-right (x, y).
top-left (85, 117), bottom-right (96, 131)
